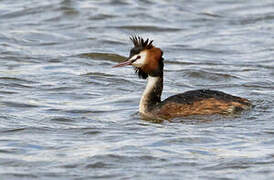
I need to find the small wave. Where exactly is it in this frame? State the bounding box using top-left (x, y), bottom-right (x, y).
top-left (183, 70), bottom-right (239, 81)
top-left (80, 52), bottom-right (126, 62)
top-left (1, 101), bottom-right (40, 108)
top-left (0, 77), bottom-right (37, 84)
top-left (114, 25), bottom-right (181, 32)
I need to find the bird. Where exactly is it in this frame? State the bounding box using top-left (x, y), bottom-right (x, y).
top-left (113, 36), bottom-right (252, 120)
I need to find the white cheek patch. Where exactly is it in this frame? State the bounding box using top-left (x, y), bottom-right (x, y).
top-left (132, 51), bottom-right (147, 67)
top-left (129, 54), bottom-right (139, 61)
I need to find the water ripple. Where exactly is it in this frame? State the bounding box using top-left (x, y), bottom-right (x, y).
top-left (0, 0), bottom-right (273, 179)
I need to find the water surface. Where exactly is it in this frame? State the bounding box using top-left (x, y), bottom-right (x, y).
top-left (0, 0), bottom-right (274, 179)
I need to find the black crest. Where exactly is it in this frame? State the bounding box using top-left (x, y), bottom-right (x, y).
top-left (130, 36), bottom-right (153, 50)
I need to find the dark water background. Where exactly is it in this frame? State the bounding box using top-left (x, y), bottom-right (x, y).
top-left (0, 0), bottom-right (274, 179)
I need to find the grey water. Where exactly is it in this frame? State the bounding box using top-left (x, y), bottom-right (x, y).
top-left (0, 0), bottom-right (274, 179)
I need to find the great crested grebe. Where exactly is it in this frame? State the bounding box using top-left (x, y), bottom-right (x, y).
top-left (113, 36), bottom-right (252, 119)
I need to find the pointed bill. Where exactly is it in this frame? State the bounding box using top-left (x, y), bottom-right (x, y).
top-left (112, 58), bottom-right (132, 68)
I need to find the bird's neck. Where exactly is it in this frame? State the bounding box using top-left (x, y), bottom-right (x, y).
top-left (139, 75), bottom-right (163, 114)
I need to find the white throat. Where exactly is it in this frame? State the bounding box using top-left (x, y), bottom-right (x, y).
top-left (139, 76), bottom-right (160, 114)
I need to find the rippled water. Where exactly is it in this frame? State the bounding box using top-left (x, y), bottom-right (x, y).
top-left (0, 0), bottom-right (274, 179)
